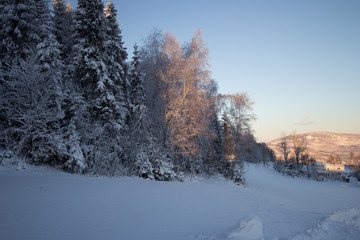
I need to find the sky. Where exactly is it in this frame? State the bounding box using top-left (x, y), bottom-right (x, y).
top-left (69, 0), bottom-right (360, 142)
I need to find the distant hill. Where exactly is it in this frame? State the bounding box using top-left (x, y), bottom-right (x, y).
top-left (267, 132), bottom-right (360, 164)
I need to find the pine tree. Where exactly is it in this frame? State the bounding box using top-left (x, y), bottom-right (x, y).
top-left (51, 0), bottom-right (75, 120)
top-left (51, 0), bottom-right (75, 65)
top-left (0, 0), bottom-right (66, 163)
top-left (74, 0), bottom-right (128, 175)
top-left (74, 0), bottom-right (107, 172)
top-left (74, 0), bottom-right (108, 99)
top-left (129, 45), bottom-right (151, 175)
top-left (75, 0), bottom-right (123, 122)
top-left (62, 84), bottom-right (90, 172)
top-left (51, 0), bottom-right (68, 51)
top-left (0, 0), bottom-right (40, 69)
top-left (104, 0), bottom-right (129, 128)
top-left (35, 0), bottom-right (68, 160)
top-left (206, 116), bottom-right (226, 174)
top-left (63, 119), bottom-right (86, 173)
top-left (51, 0), bottom-right (88, 172)
top-left (222, 113), bottom-right (236, 162)
top-left (128, 45), bottom-right (176, 180)
top-left (104, 0), bottom-right (128, 76)
top-left (35, 0), bottom-right (64, 119)
top-left (129, 45), bottom-right (145, 119)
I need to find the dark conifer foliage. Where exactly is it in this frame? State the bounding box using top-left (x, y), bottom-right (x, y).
top-left (129, 45), bottom-right (145, 117)
top-left (1, 0), bottom-right (65, 164)
top-left (72, 0), bottom-right (129, 175)
top-left (74, 0), bottom-right (108, 102)
top-left (128, 55), bottom-right (152, 175)
top-left (103, 0), bottom-right (128, 129)
top-left (52, 0), bottom-right (75, 65)
top-left (104, 1), bottom-right (128, 80)
top-left (0, 0), bottom-right (40, 69)
top-left (35, 0), bottom-right (64, 115)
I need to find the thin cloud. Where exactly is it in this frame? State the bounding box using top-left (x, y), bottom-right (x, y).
top-left (293, 115), bottom-right (315, 125)
top-left (293, 121), bottom-right (315, 126)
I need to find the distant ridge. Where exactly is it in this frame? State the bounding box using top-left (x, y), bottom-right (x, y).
top-left (267, 132), bottom-right (360, 163)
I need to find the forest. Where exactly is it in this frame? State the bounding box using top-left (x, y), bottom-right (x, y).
top-left (0, 0), bottom-right (273, 182)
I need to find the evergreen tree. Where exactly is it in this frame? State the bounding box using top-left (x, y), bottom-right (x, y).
top-left (0, 0), bottom-right (40, 69)
top-left (51, 0), bottom-right (75, 117)
top-left (51, 0), bottom-right (87, 173)
top-left (63, 118), bottom-right (86, 173)
top-left (74, 0), bottom-right (108, 100)
top-left (75, 0), bottom-right (122, 123)
top-left (104, 1), bottom-right (128, 71)
top-left (62, 83), bottom-right (90, 172)
top-left (74, 0), bottom-right (127, 175)
top-left (104, 0), bottom-right (129, 127)
top-left (35, 0), bottom-right (64, 119)
top-left (222, 113), bottom-right (236, 162)
top-left (74, 0), bottom-right (106, 171)
top-left (128, 45), bottom-right (176, 180)
top-left (129, 45), bottom-right (145, 118)
top-left (51, 0), bottom-right (75, 65)
top-left (128, 44), bottom-right (150, 175)
top-left (205, 117), bottom-right (226, 174)
top-left (0, 0), bottom-right (65, 163)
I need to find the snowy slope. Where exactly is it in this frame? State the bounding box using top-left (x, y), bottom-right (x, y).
top-left (267, 132), bottom-right (360, 163)
top-left (1, 163), bottom-right (360, 240)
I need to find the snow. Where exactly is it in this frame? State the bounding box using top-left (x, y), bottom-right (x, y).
top-left (291, 208), bottom-right (360, 240)
top-left (228, 217), bottom-right (264, 240)
top-left (1, 163), bottom-right (360, 240)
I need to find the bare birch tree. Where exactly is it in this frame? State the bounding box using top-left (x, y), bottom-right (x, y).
top-left (158, 30), bottom-right (214, 157)
top-left (291, 132), bottom-right (307, 165)
top-left (158, 32), bottom-right (185, 148)
top-left (278, 131), bottom-right (290, 163)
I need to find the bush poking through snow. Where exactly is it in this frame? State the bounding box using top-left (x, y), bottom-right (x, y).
top-left (135, 155), bottom-right (154, 180)
top-left (134, 150), bottom-right (176, 181)
top-left (152, 158), bottom-right (176, 181)
top-left (232, 163), bottom-right (246, 185)
top-left (224, 161), bottom-right (246, 185)
top-left (64, 158), bottom-right (86, 174)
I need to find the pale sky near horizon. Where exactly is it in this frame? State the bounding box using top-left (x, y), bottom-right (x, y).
top-left (69, 0), bottom-right (360, 142)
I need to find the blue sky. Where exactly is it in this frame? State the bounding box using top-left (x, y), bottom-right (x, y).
top-left (69, 0), bottom-right (360, 142)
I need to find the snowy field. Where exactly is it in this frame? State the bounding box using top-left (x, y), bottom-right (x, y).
top-left (1, 163), bottom-right (360, 240)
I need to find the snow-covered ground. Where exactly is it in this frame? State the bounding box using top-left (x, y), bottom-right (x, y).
top-left (1, 163), bottom-right (360, 240)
